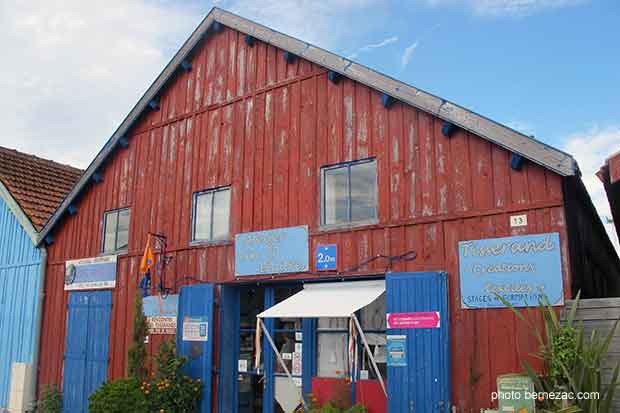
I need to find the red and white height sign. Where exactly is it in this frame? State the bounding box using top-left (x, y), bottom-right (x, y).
top-left (387, 312), bottom-right (441, 329)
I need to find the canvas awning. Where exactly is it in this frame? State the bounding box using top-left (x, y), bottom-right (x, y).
top-left (257, 280), bottom-right (385, 319)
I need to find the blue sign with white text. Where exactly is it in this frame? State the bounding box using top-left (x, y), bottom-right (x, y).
top-left (459, 232), bottom-right (564, 309)
top-left (316, 244), bottom-right (337, 271)
top-left (235, 226), bottom-right (309, 276)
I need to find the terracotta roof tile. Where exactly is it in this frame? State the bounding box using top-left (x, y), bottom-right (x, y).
top-left (0, 147), bottom-right (82, 230)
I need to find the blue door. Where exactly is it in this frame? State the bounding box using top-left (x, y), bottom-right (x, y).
top-left (386, 272), bottom-right (450, 413)
top-left (63, 291), bottom-right (112, 413)
top-left (176, 284), bottom-right (215, 413)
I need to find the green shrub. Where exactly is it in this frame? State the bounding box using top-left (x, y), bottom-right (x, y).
top-left (500, 291), bottom-right (620, 413)
top-left (128, 291), bottom-right (148, 381)
top-left (88, 378), bottom-right (147, 413)
top-left (141, 340), bottom-right (204, 413)
top-left (33, 385), bottom-right (62, 413)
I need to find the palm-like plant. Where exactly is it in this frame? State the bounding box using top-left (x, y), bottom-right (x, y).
top-left (499, 292), bottom-right (619, 413)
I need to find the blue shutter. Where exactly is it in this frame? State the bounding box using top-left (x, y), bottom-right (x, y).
top-left (386, 272), bottom-right (450, 413)
top-left (217, 285), bottom-right (239, 413)
top-left (63, 291), bottom-right (111, 413)
top-left (177, 283), bottom-right (215, 413)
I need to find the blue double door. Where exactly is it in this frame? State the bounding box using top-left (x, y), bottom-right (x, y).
top-left (62, 291), bottom-right (112, 413)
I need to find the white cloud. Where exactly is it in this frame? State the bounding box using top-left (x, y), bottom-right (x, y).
top-left (424, 0), bottom-right (588, 17)
top-left (0, 0), bottom-right (205, 168)
top-left (400, 41), bottom-right (419, 69)
top-left (347, 36), bottom-right (399, 59)
top-left (564, 126), bottom-right (620, 252)
top-left (0, 1), bottom-right (378, 168)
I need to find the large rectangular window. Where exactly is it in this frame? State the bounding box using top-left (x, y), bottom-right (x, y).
top-left (321, 158), bottom-right (377, 226)
top-left (192, 186), bottom-right (231, 242)
top-left (102, 208), bottom-right (130, 253)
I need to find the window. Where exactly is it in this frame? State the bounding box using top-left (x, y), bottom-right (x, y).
top-left (316, 293), bottom-right (386, 380)
top-left (321, 158), bottom-right (377, 226)
top-left (192, 186), bottom-right (231, 242)
top-left (102, 208), bottom-right (130, 253)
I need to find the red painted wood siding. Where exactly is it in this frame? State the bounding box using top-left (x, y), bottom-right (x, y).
top-left (38, 26), bottom-right (569, 411)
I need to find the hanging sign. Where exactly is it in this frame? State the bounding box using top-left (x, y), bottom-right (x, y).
top-left (316, 244), bottom-right (337, 271)
top-left (235, 226), bottom-right (309, 276)
top-left (143, 295), bottom-right (178, 335)
top-left (64, 255), bottom-right (117, 291)
top-left (182, 316), bottom-right (209, 341)
top-left (386, 335), bottom-right (407, 367)
top-left (459, 232), bottom-right (564, 309)
top-left (387, 312), bottom-right (440, 329)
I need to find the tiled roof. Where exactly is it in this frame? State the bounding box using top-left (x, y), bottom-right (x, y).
top-left (0, 147), bottom-right (82, 230)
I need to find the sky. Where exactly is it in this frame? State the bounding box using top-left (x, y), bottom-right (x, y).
top-left (0, 0), bottom-right (618, 249)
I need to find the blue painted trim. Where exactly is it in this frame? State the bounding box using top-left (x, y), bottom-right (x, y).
top-left (118, 136), bottom-right (129, 149)
top-left (181, 60), bottom-right (192, 72)
top-left (328, 70), bottom-right (342, 84)
top-left (381, 93), bottom-right (395, 109)
top-left (511, 153), bottom-right (524, 171)
top-left (284, 51), bottom-right (297, 64)
top-left (302, 318), bottom-right (317, 397)
top-left (148, 99), bottom-right (160, 111)
top-left (212, 21), bottom-right (223, 33)
top-left (244, 34), bottom-right (255, 46)
top-left (92, 172), bottom-right (103, 183)
top-left (263, 287), bottom-right (275, 413)
top-left (441, 121), bottom-right (457, 138)
top-left (218, 285), bottom-right (240, 413)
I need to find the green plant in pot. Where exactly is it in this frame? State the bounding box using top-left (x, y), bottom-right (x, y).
top-left (498, 291), bottom-right (620, 413)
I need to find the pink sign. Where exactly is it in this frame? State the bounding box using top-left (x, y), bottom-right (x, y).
top-left (387, 312), bottom-right (440, 329)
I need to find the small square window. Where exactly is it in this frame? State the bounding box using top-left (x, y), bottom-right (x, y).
top-left (192, 186), bottom-right (231, 242)
top-left (321, 158), bottom-right (377, 226)
top-left (102, 208), bottom-right (131, 253)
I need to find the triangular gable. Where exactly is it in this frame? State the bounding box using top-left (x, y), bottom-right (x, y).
top-left (38, 7), bottom-right (576, 244)
top-left (0, 180), bottom-right (38, 244)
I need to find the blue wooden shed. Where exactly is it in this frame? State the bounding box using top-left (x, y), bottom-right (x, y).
top-left (0, 147), bottom-right (80, 411)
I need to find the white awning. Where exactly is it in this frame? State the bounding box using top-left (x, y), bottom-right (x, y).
top-left (257, 280), bottom-right (385, 319)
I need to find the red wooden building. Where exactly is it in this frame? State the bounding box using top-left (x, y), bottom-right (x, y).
top-left (35, 8), bottom-right (620, 413)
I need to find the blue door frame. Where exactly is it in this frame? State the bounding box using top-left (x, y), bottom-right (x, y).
top-left (386, 271), bottom-right (450, 413)
top-left (62, 291), bottom-right (112, 413)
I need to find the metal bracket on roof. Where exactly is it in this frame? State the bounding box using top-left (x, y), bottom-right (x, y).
top-left (212, 21), bottom-right (223, 33)
top-left (44, 234), bottom-right (54, 246)
top-left (68, 205), bottom-right (78, 216)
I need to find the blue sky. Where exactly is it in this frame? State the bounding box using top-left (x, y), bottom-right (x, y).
top-left (0, 0), bottom-right (618, 247)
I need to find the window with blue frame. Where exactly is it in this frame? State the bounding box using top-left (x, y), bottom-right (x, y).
top-left (191, 186), bottom-right (231, 242)
top-left (102, 208), bottom-right (130, 253)
top-left (321, 158), bottom-right (377, 226)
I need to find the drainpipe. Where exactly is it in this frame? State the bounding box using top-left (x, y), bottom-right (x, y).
top-left (29, 247), bottom-right (47, 411)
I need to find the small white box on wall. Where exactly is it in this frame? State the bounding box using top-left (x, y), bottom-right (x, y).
top-left (510, 214), bottom-right (528, 227)
top-left (8, 363), bottom-right (35, 413)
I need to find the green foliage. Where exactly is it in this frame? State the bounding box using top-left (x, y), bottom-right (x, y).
top-left (140, 340), bottom-right (204, 413)
top-left (306, 379), bottom-right (368, 413)
top-left (88, 378), bottom-right (147, 413)
top-left (128, 291), bottom-right (148, 381)
top-left (33, 385), bottom-right (62, 413)
top-left (499, 291), bottom-right (620, 413)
